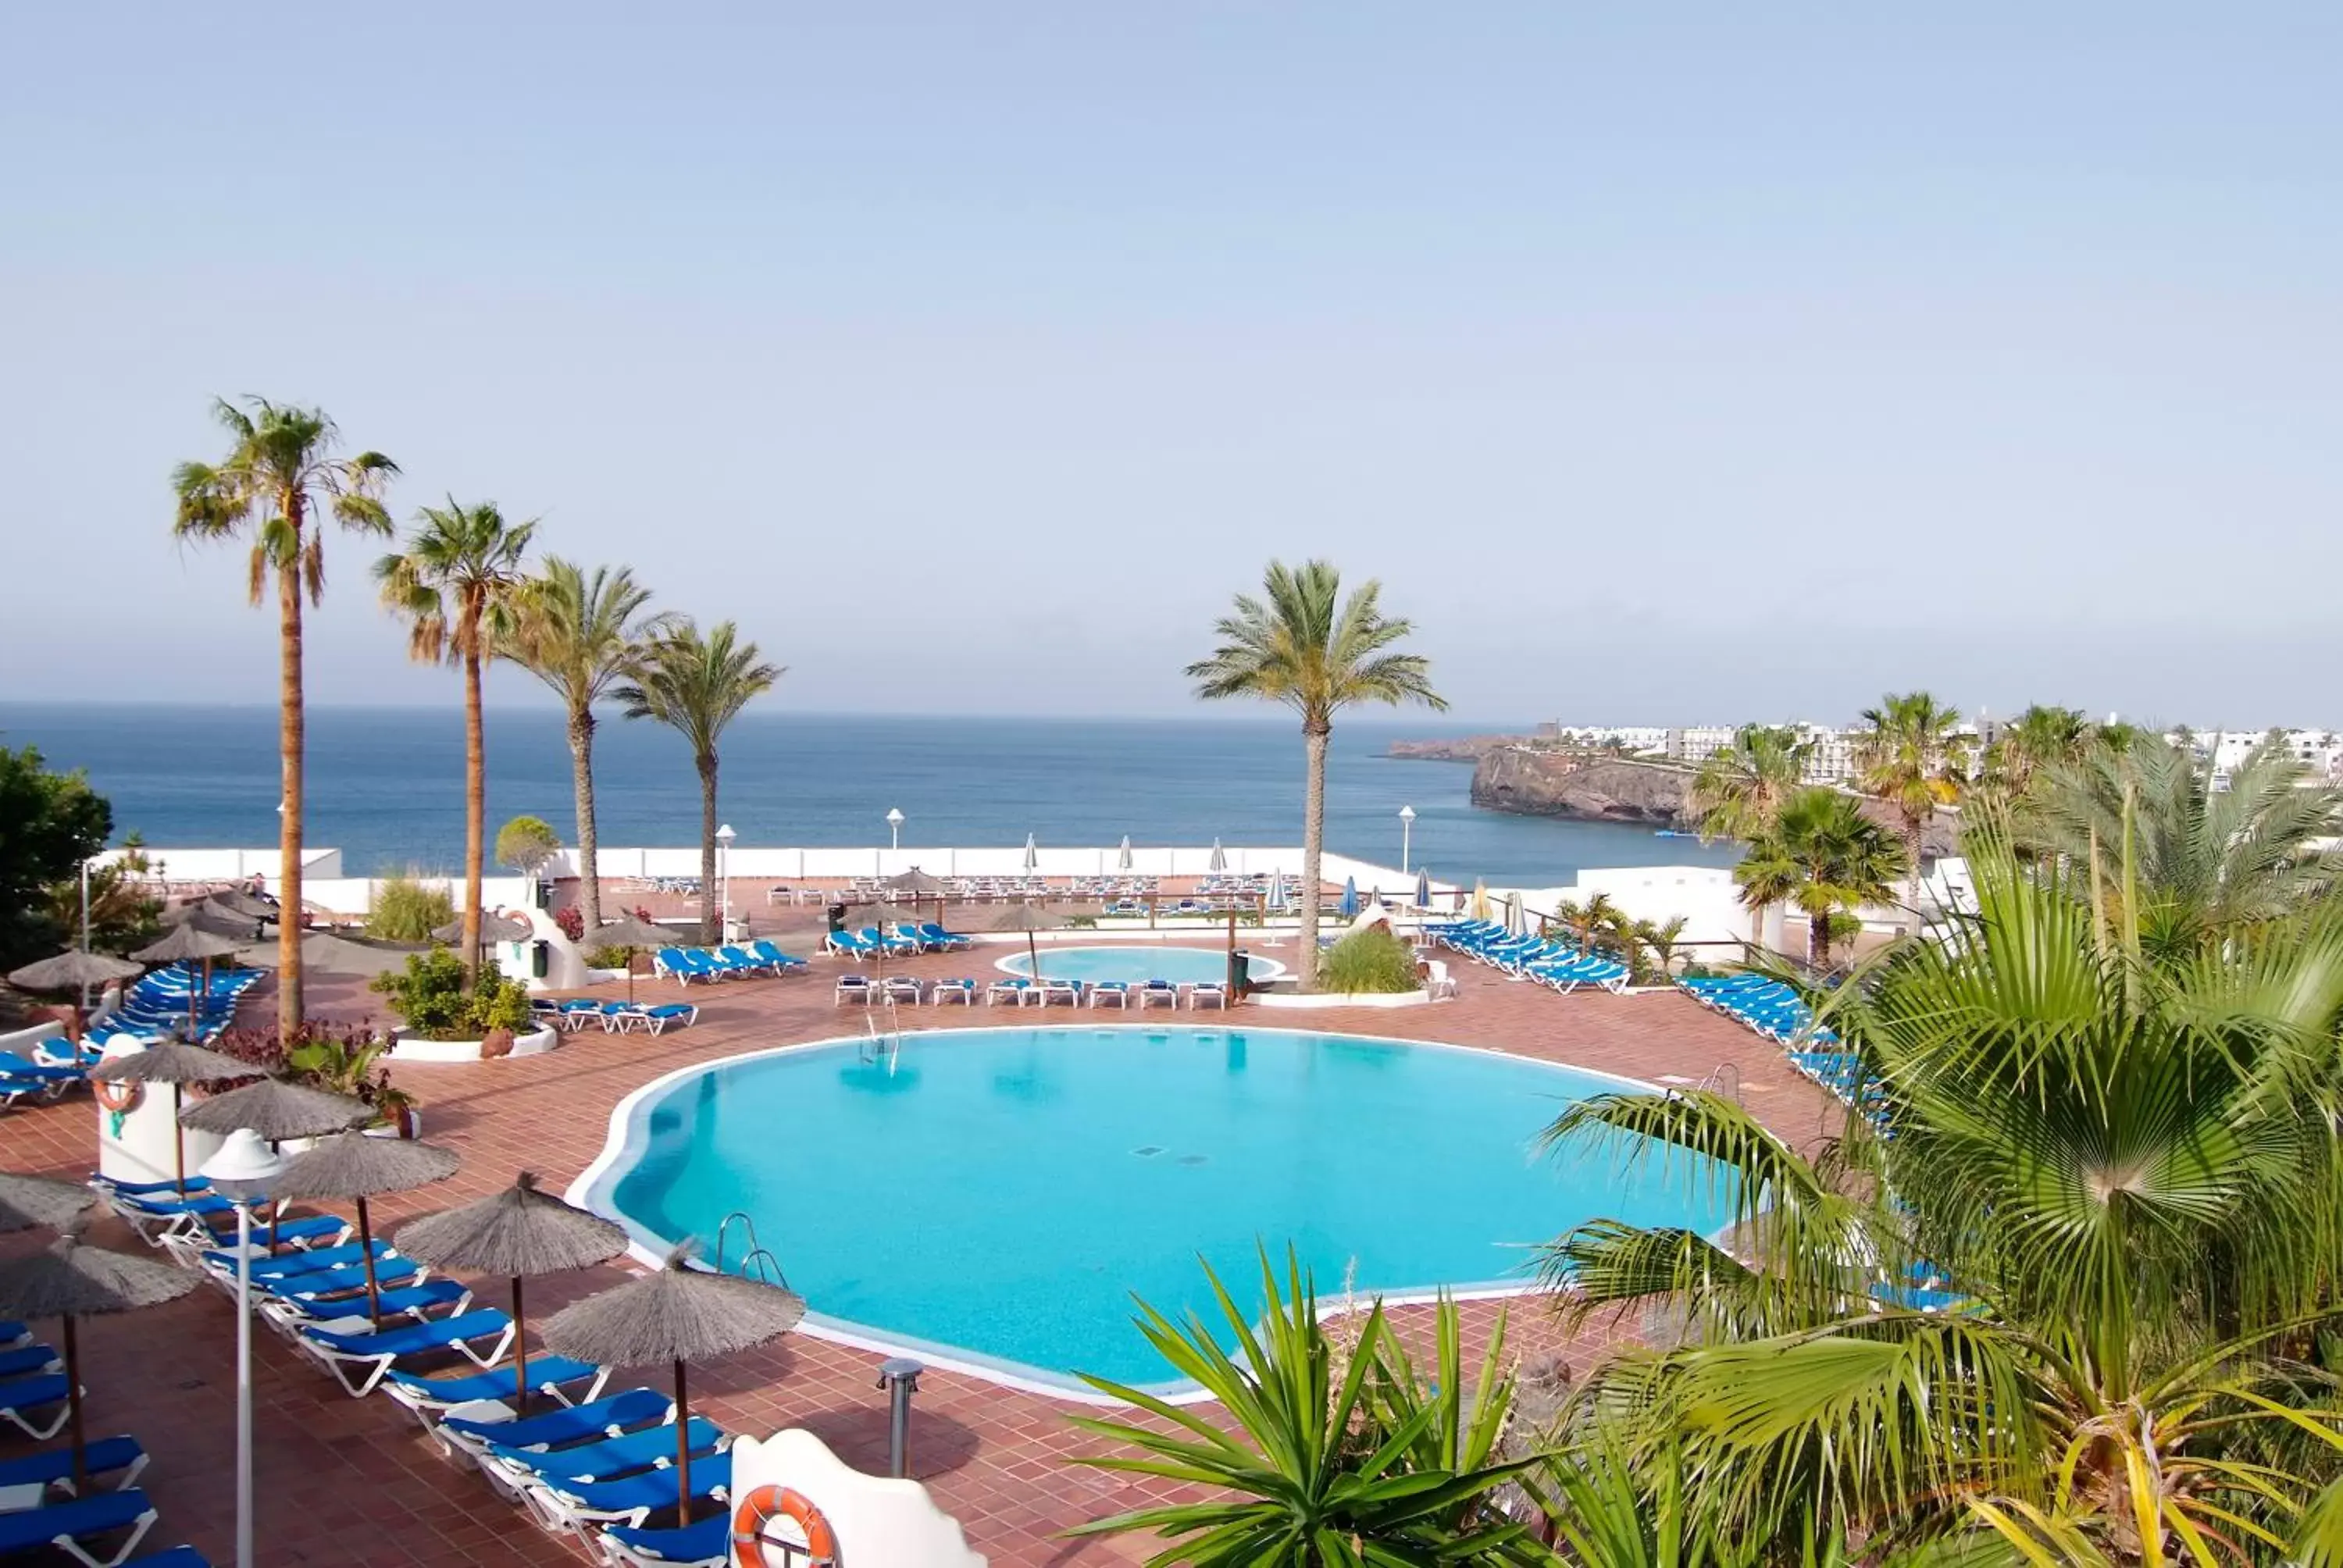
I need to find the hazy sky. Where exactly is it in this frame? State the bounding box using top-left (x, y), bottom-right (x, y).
top-left (4, 5), bottom-right (2337, 726)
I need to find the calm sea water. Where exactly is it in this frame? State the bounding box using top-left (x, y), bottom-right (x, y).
top-left (0, 704), bottom-right (1738, 886)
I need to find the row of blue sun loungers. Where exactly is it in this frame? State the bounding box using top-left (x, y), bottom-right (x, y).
top-left (0, 1266), bottom-right (209, 1564)
top-left (84, 1164), bottom-right (738, 1566)
top-left (822, 922), bottom-right (973, 960)
top-left (835, 975), bottom-right (1230, 1009)
top-left (651, 939), bottom-right (811, 985)
top-left (1428, 921), bottom-right (1632, 993)
top-left (1, 968), bottom-right (264, 1110)
top-left (533, 1000), bottom-right (701, 1035)
top-left (1677, 973), bottom-right (1838, 1044)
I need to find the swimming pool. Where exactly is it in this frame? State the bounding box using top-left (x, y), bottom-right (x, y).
top-left (997, 944), bottom-right (1284, 986)
top-left (576, 1026), bottom-right (1736, 1395)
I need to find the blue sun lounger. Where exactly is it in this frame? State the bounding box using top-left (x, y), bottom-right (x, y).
top-left (0, 1488), bottom-right (157, 1568)
top-left (484, 1416), bottom-right (725, 1486)
top-left (602, 1514), bottom-right (729, 1568)
top-left (915, 921), bottom-right (972, 950)
top-left (119, 1549), bottom-right (210, 1568)
top-left (439, 1386), bottom-right (675, 1459)
top-left (383, 1354), bottom-right (609, 1425)
top-left (747, 939), bottom-right (808, 971)
top-left (299, 1308), bottom-right (516, 1397)
top-left (0, 1372), bottom-right (76, 1439)
top-left (0, 1434), bottom-right (146, 1493)
top-left (0, 1342), bottom-right (62, 1380)
top-left (526, 1449), bottom-right (733, 1534)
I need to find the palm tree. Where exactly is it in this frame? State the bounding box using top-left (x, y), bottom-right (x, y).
top-left (373, 500), bottom-right (536, 985)
top-left (1188, 562), bottom-right (1445, 992)
top-left (1689, 725), bottom-right (1813, 957)
top-left (171, 398), bottom-right (398, 1041)
top-left (501, 559), bottom-right (676, 932)
top-left (1630, 914), bottom-right (1689, 981)
top-left (1979, 703), bottom-right (2092, 800)
top-left (615, 621), bottom-right (780, 943)
top-left (2016, 735), bottom-right (2343, 957)
top-left (1854, 690), bottom-right (1973, 914)
top-left (1731, 787), bottom-right (1903, 968)
top-left (1539, 845), bottom-right (2343, 1559)
top-left (1065, 1249), bottom-right (1542, 1565)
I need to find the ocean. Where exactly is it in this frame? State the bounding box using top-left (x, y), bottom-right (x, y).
top-left (0, 704), bottom-right (1739, 887)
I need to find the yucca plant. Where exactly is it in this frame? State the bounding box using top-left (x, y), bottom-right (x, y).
top-left (1065, 1248), bottom-right (1546, 1565)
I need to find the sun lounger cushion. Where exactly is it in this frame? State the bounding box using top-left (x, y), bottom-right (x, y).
top-left (0, 1488), bottom-right (156, 1563)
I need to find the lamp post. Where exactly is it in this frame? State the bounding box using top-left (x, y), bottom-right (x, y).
top-left (886, 807), bottom-right (904, 851)
top-left (1398, 805), bottom-right (1415, 876)
top-left (714, 825), bottom-right (736, 941)
top-left (201, 1128), bottom-right (286, 1568)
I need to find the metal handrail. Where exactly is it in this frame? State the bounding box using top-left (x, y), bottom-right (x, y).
top-left (714, 1211), bottom-right (794, 1289)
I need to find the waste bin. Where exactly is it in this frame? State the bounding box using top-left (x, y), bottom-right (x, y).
top-left (826, 901), bottom-right (849, 936)
top-left (1229, 946), bottom-right (1250, 1000)
top-left (531, 939), bottom-right (551, 980)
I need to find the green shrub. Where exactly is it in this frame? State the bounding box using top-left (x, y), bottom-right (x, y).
top-left (369, 948), bottom-right (533, 1040)
top-left (1066, 914), bottom-right (1100, 929)
top-left (584, 944), bottom-right (637, 971)
top-left (369, 872), bottom-right (454, 943)
top-left (1320, 925), bottom-right (1421, 994)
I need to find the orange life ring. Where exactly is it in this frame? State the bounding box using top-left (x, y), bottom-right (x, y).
top-left (93, 1078), bottom-right (142, 1114)
top-left (732, 1484), bottom-right (840, 1566)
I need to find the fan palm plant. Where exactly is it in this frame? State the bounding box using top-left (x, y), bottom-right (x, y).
top-left (501, 559), bottom-right (676, 932)
top-left (374, 500), bottom-right (536, 984)
top-left (1540, 839), bottom-right (2343, 1561)
top-left (1187, 561), bottom-right (1446, 991)
top-left (1065, 1248), bottom-right (1543, 1565)
top-left (1980, 704), bottom-right (2093, 802)
top-left (1690, 726), bottom-right (1813, 958)
top-left (171, 398), bottom-right (398, 1039)
top-left (615, 621), bottom-right (780, 943)
top-left (2015, 736), bottom-right (2343, 958)
top-left (1731, 789), bottom-right (1904, 968)
top-left (1855, 692), bottom-right (1974, 914)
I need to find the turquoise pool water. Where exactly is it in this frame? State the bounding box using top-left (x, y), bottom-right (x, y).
top-left (583, 1026), bottom-right (1735, 1392)
top-left (997, 944), bottom-right (1282, 985)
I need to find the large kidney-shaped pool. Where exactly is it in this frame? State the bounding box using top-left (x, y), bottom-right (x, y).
top-left (575, 1025), bottom-right (1734, 1394)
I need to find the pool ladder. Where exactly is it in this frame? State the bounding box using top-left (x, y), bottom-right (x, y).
top-left (713, 1211), bottom-right (793, 1289)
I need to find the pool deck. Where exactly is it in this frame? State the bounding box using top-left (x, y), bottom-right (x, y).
top-left (2, 936), bottom-right (1838, 1566)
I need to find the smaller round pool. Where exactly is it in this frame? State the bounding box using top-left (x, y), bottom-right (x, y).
top-left (999, 945), bottom-right (1286, 986)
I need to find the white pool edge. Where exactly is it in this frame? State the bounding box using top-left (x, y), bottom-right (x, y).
top-left (564, 1021), bottom-right (1690, 1406)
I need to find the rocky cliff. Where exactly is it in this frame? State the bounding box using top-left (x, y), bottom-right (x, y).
top-left (1469, 749), bottom-right (1692, 825)
top-left (1386, 735), bottom-right (1524, 761)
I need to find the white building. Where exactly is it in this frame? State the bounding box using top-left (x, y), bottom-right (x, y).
top-left (2174, 729), bottom-right (2343, 789)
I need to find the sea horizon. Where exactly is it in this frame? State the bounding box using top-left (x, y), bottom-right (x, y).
top-left (1, 703), bottom-right (1737, 887)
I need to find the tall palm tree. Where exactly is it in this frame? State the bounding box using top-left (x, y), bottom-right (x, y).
top-left (501, 559), bottom-right (675, 932)
top-left (1689, 725), bottom-right (1813, 957)
top-left (171, 398), bottom-right (398, 1041)
top-left (2016, 735), bottom-right (2343, 958)
top-left (1854, 691), bottom-right (1973, 914)
top-left (1980, 703), bottom-right (2092, 800)
top-left (1187, 561), bottom-right (1446, 992)
top-left (1540, 845), bottom-right (2343, 1559)
top-left (615, 621), bottom-right (780, 943)
top-left (1731, 787), bottom-right (1903, 968)
top-left (373, 500), bottom-right (536, 985)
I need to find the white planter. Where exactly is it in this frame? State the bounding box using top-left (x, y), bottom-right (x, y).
top-left (1254, 989), bottom-right (1432, 1010)
top-left (383, 1026), bottom-right (560, 1064)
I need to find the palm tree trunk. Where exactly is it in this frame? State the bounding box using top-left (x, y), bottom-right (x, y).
top-left (1298, 722), bottom-right (1329, 992)
top-left (276, 562), bottom-right (305, 1043)
top-left (461, 644), bottom-right (485, 988)
top-left (1904, 815), bottom-right (1924, 925)
top-left (1808, 903), bottom-right (1829, 968)
top-left (569, 705), bottom-right (601, 932)
top-left (697, 753), bottom-right (719, 946)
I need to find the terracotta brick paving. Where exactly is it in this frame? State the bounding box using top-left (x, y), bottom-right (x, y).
top-left (0, 937), bottom-right (1833, 1566)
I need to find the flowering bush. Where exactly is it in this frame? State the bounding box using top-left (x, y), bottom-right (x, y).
top-left (553, 905), bottom-right (585, 942)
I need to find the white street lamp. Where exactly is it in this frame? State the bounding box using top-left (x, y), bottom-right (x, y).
top-left (715, 825), bottom-right (736, 939)
top-left (886, 807), bottom-right (904, 850)
top-left (201, 1128), bottom-right (286, 1568)
top-left (1398, 805), bottom-right (1416, 875)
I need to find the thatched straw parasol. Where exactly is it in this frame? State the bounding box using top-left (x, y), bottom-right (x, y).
top-left (0, 1232), bottom-right (199, 1491)
top-left (236, 931), bottom-right (421, 979)
top-left (91, 1042), bottom-right (255, 1192)
top-left (130, 925), bottom-right (247, 1033)
top-left (396, 1172), bottom-right (626, 1411)
top-left (179, 1078), bottom-right (372, 1142)
top-left (0, 1174), bottom-right (98, 1235)
top-left (273, 1131), bottom-right (460, 1320)
top-left (880, 868), bottom-right (947, 936)
top-left (430, 912), bottom-right (530, 946)
top-left (542, 1244), bottom-right (806, 1519)
top-left (6, 950), bottom-right (142, 992)
top-left (205, 889), bottom-right (279, 921)
top-left (591, 914), bottom-right (680, 1004)
top-left (161, 899), bottom-right (266, 941)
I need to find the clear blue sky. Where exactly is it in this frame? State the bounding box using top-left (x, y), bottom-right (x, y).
top-left (5, 5), bottom-right (2338, 726)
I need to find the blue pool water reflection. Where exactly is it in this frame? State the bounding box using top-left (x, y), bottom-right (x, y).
top-left (997, 944), bottom-right (1282, 985)
top-left (583, 1026), bottom-right (1735, 1391)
